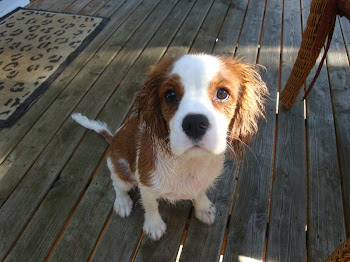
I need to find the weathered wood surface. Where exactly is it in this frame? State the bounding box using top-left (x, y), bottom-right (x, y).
top-left (1, 0), bottom-right (349, 261)
top-left (266, 0), bottom-right (307, 260)
top-left (340, 16), bottom-right (350, 59)
top-left (302, 0), bottom-right (347, 260)
top-left (224, 0), bottom-right (281, 260)
top-left (327, 18), bottom-right (350, 240)
top-left (338, 19), bottom-right (350, 239)
top-left (214, 0), bottom-right (248, 57)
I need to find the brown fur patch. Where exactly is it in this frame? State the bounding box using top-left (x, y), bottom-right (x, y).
top-left (219, 57), bottom-right (269, 153)
top-left (99, 130), bottom-right (113, 144)
top-left (138, 130), bottom-right (156, 187)
top-left (159, 74), bottom-right (184, 125)
top-left (109, 117), bottom-right (139, 184)
top-left (208, 71), bottom-right (240, 122)
top-left (134, 58), bottom-right (175, 146)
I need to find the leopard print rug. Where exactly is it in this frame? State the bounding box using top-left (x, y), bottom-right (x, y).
top-left (0, 9), bottom-right (106, 127)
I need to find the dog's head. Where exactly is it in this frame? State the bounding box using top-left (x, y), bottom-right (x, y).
top-left (135, 54), bottom-right (268, 157)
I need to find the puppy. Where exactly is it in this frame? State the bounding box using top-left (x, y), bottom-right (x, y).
top-left (72, 54), bottom-right (267, 240)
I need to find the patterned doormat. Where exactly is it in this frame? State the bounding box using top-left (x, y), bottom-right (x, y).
top-left (0, 8), bottom-right (107, 127)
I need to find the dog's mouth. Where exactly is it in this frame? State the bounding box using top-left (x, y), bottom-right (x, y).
top-left (183, 144), bottom-right (211, 156)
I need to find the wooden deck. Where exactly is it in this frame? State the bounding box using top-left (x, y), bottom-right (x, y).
top-left (0, 0), bottom-right (349, 261)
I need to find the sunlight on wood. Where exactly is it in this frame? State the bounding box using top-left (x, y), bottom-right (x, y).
top-left (238, 256), bottom-right (262, 262)
top-left (276, 91), bottom-right (279, 114)
top-left (175, 245), bottom-right (183, 262)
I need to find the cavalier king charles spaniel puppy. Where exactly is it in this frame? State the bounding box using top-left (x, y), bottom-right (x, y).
top-left (72, 54), bottom-right (268, 240)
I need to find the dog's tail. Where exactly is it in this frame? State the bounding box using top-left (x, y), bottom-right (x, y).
top-left (71, 113), bottom-right (113, 144)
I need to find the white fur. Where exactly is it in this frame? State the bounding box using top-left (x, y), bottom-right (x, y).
top-left (107, 157), bottom-right (134, 218)
top-left (150, 144), bottom-right (224, 201)
top-left (134, 142), bottom-right (224, 240)
top-left (71, 113), bottom-right (112, 136)
top-left (194, 192), bottom-right (216, 224)
top-left (169, 54), bottom-right (230, 156)
top-left (139, 186), bottom-right (167, 240)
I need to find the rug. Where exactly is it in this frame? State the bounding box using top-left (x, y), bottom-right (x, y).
top-left (0, 8), bottom-right (107, 127)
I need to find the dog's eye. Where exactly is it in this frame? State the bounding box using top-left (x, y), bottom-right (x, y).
top-left (216, 88), bottom-right (229, 101)
top-left (164, 90), bottom-right (178, 104)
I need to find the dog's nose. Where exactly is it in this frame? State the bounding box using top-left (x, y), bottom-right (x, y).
top-left (182, 114), bottom-right (209, 140)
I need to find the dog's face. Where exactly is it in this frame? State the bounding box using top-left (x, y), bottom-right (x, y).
top-left (136, 54), bottom-right (267, 157)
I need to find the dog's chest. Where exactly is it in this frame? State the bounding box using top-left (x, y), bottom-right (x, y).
top-left (151, 152), bottom-right (224, 200)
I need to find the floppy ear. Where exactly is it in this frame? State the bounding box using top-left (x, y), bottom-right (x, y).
top-left (224, 59), bottom-right (268, 153)
top-left (134, 58), bottom-right (174, 141)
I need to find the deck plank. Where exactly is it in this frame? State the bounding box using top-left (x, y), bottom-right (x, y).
top-left (213, 0), bottom-right (248, 57)
top-left (223, 0), bottom-right (281, 260)
top-left (49, 0), bottom-right (78, 11)
top-left (63, 0), bottom-right (109, 14)
top-left (306, 42), bottom-right (347, 262)
top-left (49, 163), bottom-right (128, 262)
top-left (27, 0), bottom-right (57, 9)
top-left (162, 0), bottom-right (214, 60)
top-left (339, 17), bottom-right (350, 61)
top-left (90, 191), bottom-right (145, 262)
top-left (38, 0), bottom-right (65, 10)
top-left (78, 0), bottom-right (111, 15)
top-left (302, 0), bottom-right (347, 259)
top-left (94, 0), bottom-right (127, 17)
top-left (189, 0), bottom-right (230, 54)
top-left (327, 19), bottom-right (350, 238)
top-left (265, 0), bottom-right (307, 260)
top-left (232, 0), bottom-right (265, 62)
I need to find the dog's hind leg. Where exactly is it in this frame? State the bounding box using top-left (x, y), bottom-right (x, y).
top-left (107, 157), bottom-right (136, 218)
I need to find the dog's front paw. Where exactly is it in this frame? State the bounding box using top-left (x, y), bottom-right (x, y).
top-left (114, 194), bottom-right (133, 218)
top-left (195, 203), bottom-right (216, 225)
top-left (143, 219), bottom-right (167, 240)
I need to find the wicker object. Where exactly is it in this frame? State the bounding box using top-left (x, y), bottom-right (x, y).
top-left (280, 0), bottom-right (337, 108)
top-left (326, 238), bottom-right (350, 261)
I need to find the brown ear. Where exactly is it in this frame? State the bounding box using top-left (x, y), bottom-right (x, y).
top-left (224, 59), bottom-right (269, 153)
top-left (134, 58), bottom-right (174, 141)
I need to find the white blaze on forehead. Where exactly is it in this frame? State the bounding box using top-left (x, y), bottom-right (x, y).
top-left (168, 54), bottom-right (229, 156)
top-left (170, 54), bottom-right (221, 93)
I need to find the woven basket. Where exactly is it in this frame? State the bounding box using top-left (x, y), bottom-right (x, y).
top-left (326, 238), bottom-right (350, 261)
top-left (280, 0), bottom-right (337, 108)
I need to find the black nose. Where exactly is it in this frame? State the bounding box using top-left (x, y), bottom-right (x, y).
top-left (182, 114), bottom-right (209, 140)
